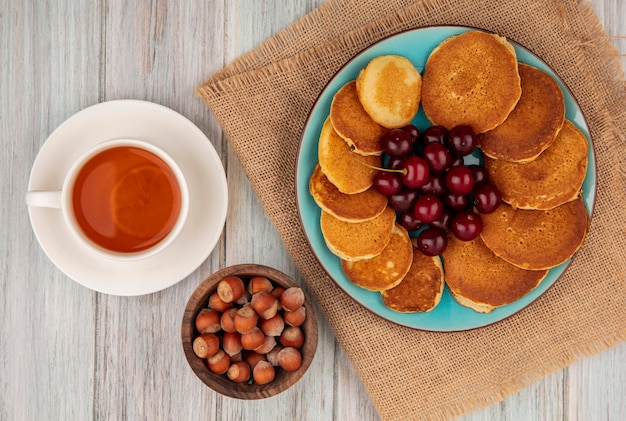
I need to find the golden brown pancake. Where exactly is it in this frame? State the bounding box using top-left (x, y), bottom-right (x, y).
top-left (480, 198), bottom-right (588, 270)
top-left (356, 55), bottom-right (422, 129)
top-left (309, 164), bottom-right (387, 222)
top-left (381, 248), bottom-right (444, 312)
top-left (479, 63), bottom-right (565, 162)
top-left (320, 206), bottom-right (396, 261)
top-left (421, 31), bottom-right (521, 133)
top-left (484, 120), bottom-right (588, 210)
top-left (442, 235), bottom-right (548, 313)
top-left (318, 117), bottom-right (381, 194)
top-left (329, 81), bottom-right (388, 155)
top-left (341, 224), bottom-right (413, 291)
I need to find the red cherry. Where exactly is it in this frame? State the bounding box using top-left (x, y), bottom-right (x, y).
top-left (422, 143), bottom-right (452, 173)
top-left (397, 211), bottom-right (423, 232)
top-left (401, 124), bottom-right (420, 141)
top-left (473, 183), bottom-right (502, 213)
top-left (413, 194), bottom-right (444, 223)
top-left (446, 125), bottom-right (477, 156)
top-left (450, 211), bottom-right (483, 241)
top-left (421, 125), bottom-right (448, 145)
top-left (401, 156), bottom-right (430, 189)
top-left (372, 172), bottom-right (402, 196)
top-left (382, 129), bottom-right (413, 157)
top-left (388, 188), bottom-right (418, 212)
top-left (415, 227), bottom-right (448, 256)
top-left (445, 165), bottom-right (474, 195)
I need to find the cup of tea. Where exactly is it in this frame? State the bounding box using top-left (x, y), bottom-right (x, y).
top-left (26, 138), bottom-right (189, 260)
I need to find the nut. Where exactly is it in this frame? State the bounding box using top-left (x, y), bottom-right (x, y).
top-left (192, 333), bottom-right (220, 359)
top-left (222, 331), bottom-right (243, 356)
top-left (254, 335), bottom-right (276, 355)
top-left (283, 306), bottom-right (306, 327)
top-left (258, 313), bottom-right (285, 337)
top-left (244, 351), bottom-right (266, 370)
top-left (266, 344), bottom-right (283, 366)
top-left (195, 308), bottom-right (221, 334)
top-left (252, 360), bottom-right (275, 385)
top-left (208, 292), bottom-right (231, 312)
top-left (241, 327), bottom-right (266, 350)
top-left (277, 347), bottom-right (302, 372)
top-left (247, 276), bottom-right (273, 294)
top-left (220, 308), bottom-right (238, 333)
top-left (279, 287), bottom-right (305, 311)
top-left (207, 349), bottom-right (230, 374)
top-left (279, 326), bottom-right (304, 349)
top-left (217, 275), bottom-right (245, 303)
top-left (227, 361), bottom-right (251, 383)
top-left (234, 305), bottom-right (259, 334)
top-left (251, 291), bottom-right (278, 320)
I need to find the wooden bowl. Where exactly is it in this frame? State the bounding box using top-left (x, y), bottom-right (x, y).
top-left (181, 264), bottom-right (318, 399)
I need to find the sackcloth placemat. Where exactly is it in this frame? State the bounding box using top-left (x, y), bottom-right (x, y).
top-left (196, 0), bottom-right (626, 419)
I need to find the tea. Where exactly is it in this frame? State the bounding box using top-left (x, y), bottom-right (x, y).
top-left (71, 146), bottom-right (182, 253)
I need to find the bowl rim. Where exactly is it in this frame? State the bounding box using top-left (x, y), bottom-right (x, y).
top-left (181, 264), bottom-right (319, 399)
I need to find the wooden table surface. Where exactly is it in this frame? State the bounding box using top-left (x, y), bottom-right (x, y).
top-left (2, 1), bottom-right (625, 420)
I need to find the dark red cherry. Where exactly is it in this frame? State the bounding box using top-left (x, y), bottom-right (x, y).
top-left (415, 227), bottom-right (448, 256)
top-left (397, 211), bottom-right (423, 232)
top-left (419, 173), bottom-right (447, 196)
top-left (446, 125), bottom-right (477, 156)
top-left (382, 129), bottom-right (413, 157)
top-left (430, 207), bottom-right (453, 231)
top-left (388, 188), bottom-right (418, 212)
top-left (401, 156), bottom-right (430, 189)
top-left (473, 183), bottom-right (502, 214)
top-left (469, 164), bottom-right (489, 184)
top-left (421, 125), bottom-right (448, 145)
top-left (442, 192), bottom-right (470, 212)
top-left (445, 165), bottom-right (474, 195)
top-left (388, 156), bottom-right (404, 171)
top-left (413, 194), bottom-right (444, 223)
top-left (450, 155), bottom-right (465, 167)
top-left (450, 211), bottom-right (483, 241)
top-left (422, 143), bottom-right (452, 173)
top-left (372, 172), bottom-right (402, 196)
top-left (401, 124), bottom-right (420, 141)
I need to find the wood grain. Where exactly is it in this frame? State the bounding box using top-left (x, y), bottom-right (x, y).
top-left (1, 0), bottom-right (624, 420)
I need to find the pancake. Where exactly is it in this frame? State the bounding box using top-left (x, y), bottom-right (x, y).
top-left (478, 63), bottom-right (565, 162)
top-left (480, 198), bottom-right (588, 270)
top-left (318, 117), bottom-right (382, 194)
top-left (442, 235), bottom-right (548, 313)
top-left (356, 55), bottom-right (422, 129)
top-left (381, 249), bottom-right (444, 312)
top-left (341, 224), bottom-right (413, 291)
top-left (320, 206), bottom-right (396, 261)
top-left (329, 81), bottom-right (388, 155)
top-left (484, 120), bottom-right (588, 210)
top-left (309, 164), bottom-right (388, 222)
top-left (421, 30), bottom-right (521, 133)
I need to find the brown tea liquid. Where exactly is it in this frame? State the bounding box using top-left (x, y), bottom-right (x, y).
top-left (72, 146), bottom-right (182, 253)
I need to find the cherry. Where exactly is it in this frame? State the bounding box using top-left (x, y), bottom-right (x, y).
top-left (446, 125), bottom-right (477, 156)
top-left (372, 172), bottom-right (402, 196)
top-left (450, 211), bottom-right (483, 241)
top-left (473, 183), bottom-right (502, 214)
top-left (388, 156), bottom-right (404, 170)
top-left (442, 192), bottom-right (470, 212)
top-left (413, 194), bottom-right (444, 223)
top-left (430, 207), bottom-right (453, 231)
top-left (445, 165), bottom-right (474, 195)
top-left (469, 164), bottom-right (489, 184)
top-left (421, 125), bottom-right (448, 145)
top-left (419, 173), bottom-right (447, 196)
top-left (382, 129), bottom-right (413, 157)
top-left (397, 211), bottom-right (423, 232)
top-left (450, 155), bottom-right (465, 167)
top-left (401, 156), bottom-right (430, 189)
top-left (415, 227), bottom-right (448, 256)
top-left (422, 143), bottom-right (452, 173)
top-left (388, 188), bottom-right (418, 212)
top-left (401, 124), bottom-right (420, 141)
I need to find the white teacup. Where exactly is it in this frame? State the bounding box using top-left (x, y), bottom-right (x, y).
top-left (26, 139), bottom-right (189, 261)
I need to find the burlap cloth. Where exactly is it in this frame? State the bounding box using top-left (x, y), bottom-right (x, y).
top-left (197, 0), bottom-right (626, 419)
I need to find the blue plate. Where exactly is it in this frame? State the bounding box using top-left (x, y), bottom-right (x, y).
top-left (295, 26), bottom-right (596, 331)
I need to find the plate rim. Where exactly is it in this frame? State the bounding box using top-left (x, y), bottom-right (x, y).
top-left (295, 25), bottom-right (597, 332)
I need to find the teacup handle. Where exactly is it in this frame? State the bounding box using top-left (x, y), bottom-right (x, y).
top-left (25, 191), bottom-right (62, 209)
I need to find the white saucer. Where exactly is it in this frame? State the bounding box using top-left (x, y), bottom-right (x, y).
top-left (27, 100), bottom-right (228, 296)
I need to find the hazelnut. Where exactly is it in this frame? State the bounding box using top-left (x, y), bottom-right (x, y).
top-left (252, 360), bottom-right (275, 385)
top-left (235, 290), bottom-right (251, 306)
top-left (250, 291), bottom-right (278, 320)
top-left (271, 286), bottom-right (286, 310)
top-left (280, 287), bottom-right (305, 311)
top-left (244, 351), bottom-right (266, 370)
top-left (192, 333), bottom-right (220, 359)
top-left (207, 349), bottom-right (230, 374)
top-left (254, 335), bottom-right (276, 355)
top-left (227, 361), bottom-right (251, 383)
top-left (208, 292), bottom-right (231, 312)
top-left (248, 276), bottom-right (273, 294)
top-left (195, 308), bottom-right (221, 334)
top-left (220, 308), bottom-right (238, 333)
top-left (241, 327), bottom-right (266, 350)
top-left (217, 275), bottom-right (245, 303)
top-left (277, 347), bottom-right (302, 372)
top-left (266, 344), bottom-right (283, 366)
top-left (234, 305), bottom-right (259, 334)
top-left (258, 313), bottom-right (285, 337)
top-left (283, 306), bottom-right (306, 327)
top-left (229, 351), bottom-right (243, 363)
top-left (222, 332), bottom-right (243, 356)
top-left (279, 326), bottom-right (304, 349)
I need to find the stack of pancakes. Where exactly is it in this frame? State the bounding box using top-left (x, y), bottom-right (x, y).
top-left (309, 31), bottom-right (590, 315)
top-left (422, 31), bottom-right (589, 313)
top-left (311, 55), bottom-right (445, 312)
